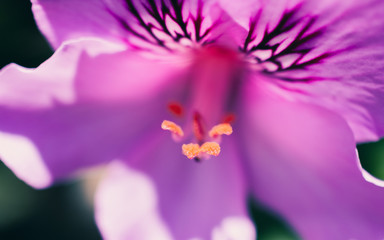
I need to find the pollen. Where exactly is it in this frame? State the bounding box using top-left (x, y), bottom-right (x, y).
top-left (161, 120), bottom-right (184, 137)
top-left (182, 143), bottom-right (200, 159)
top-left (209, 123), bottom-right (233, 138)
top-left (200, 142), bottom-right (221, 157)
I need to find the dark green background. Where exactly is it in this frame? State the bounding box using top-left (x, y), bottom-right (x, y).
top-left (1, 0), bottom-right (383, 239)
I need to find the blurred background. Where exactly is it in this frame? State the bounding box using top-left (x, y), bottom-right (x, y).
top-left (0, 0), bottom-right (383, 239)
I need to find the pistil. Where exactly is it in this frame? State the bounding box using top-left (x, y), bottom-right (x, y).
top-left (161, 46), bottom-right (243, 161)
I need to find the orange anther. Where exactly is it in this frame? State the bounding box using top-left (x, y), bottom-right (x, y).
top-left (200, 142), bottom-right (221, 156)
top-left (161, 120), bottom-right (184, 137)
top-left (168, 102), bottom-right (184, 117)
top-left (209, 123), bottom-right (233, 138)
top-left (182, 143), bottom-right (200, 159)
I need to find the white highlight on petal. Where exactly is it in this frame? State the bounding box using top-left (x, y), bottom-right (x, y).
top-left (0, 132), bottom-right (52, 189)
top-left (211, 216), bottom-right (256, 240)
top-left (356, 149), bottom-right (384, 188)
top-left (95, 162), bottom-right (173, 240)
top-left (0, 62), bottom-right (75, 110)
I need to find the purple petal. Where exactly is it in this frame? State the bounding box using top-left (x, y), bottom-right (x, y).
top-left (218, 0), bottom-right (373, 31)
top-left (96, 136), bottom-right (255, 240)
top-left (218, 0), bottom-right (303, 31)
top-left (95, 162), bottom-right (173, 240)
top-left (220, 0), bottom-right (384, 142)
top-left (0, 39), bottom-right (187, 188)
top-left (273, 0), bottom-right (384, 142)
top-left (240, 79), bottom-right (384, 239)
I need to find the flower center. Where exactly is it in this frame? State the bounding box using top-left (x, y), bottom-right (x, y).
top-left (161, 46), bottom-right (243, 161)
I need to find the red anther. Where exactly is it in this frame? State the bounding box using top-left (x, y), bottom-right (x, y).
top-left (168, 102), bottom-right (184, 117)
top-left (193, 112), bottom-right (205, 142)
top-left (223, 113), bottom-right (236, 124)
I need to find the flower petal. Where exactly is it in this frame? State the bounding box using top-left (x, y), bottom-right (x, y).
top-left (96, 136), bottom-right (255, 240)
top-left (31, 0), bottom-right (124, 48)
top-left (240, 80), bottom-right (384, 239)
top-left (218, 0), bottom-right (374, 31)
top-left (95, 162), bottom-right (173, 240)
top-left (0, 103), bottom-right (164, 189)
top-left (0, 38), bottom-right (186, 188)
top-left (32, 0), bottom-right (246, 50)
top-left (219, 0), bottom-right (384, 142)
top-left (217, 0), bottom-right (302, 31)
top-left (273, 0), bottom-right (384, 142)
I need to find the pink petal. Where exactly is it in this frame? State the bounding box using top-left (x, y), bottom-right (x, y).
top-left (96, 136), bottom-right (255, 240)
top-left (32, 0), bottom-right (124, 48)
top-left (240, 79), bottom-right (384, 239)
top-left (0, 38), bottom-right (186, 188)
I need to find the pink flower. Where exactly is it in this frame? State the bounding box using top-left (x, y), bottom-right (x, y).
top-left (1, 0), bottom-right (384, 239)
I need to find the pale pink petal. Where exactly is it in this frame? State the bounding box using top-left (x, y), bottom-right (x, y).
top-left (96, 136), bottom-right (255, 240)
top-left (240, 79), bottom-right (384, 239)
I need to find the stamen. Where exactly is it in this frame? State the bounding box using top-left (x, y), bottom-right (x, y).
top-left (182, 142), bottom-right (221, 160)
top-left (182, 143), bottom-right (200, 159)
top-left (168, 102), bottom-right (184, 117)
top-left (161, 120), bottom-right (184, 137)
top-left (209, 123), bottom-right (233, 138)
top-left (200, 142), bottom-right (221, 157)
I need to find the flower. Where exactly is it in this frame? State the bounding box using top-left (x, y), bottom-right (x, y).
top-left (1, 0), bottom-right (384, 239)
